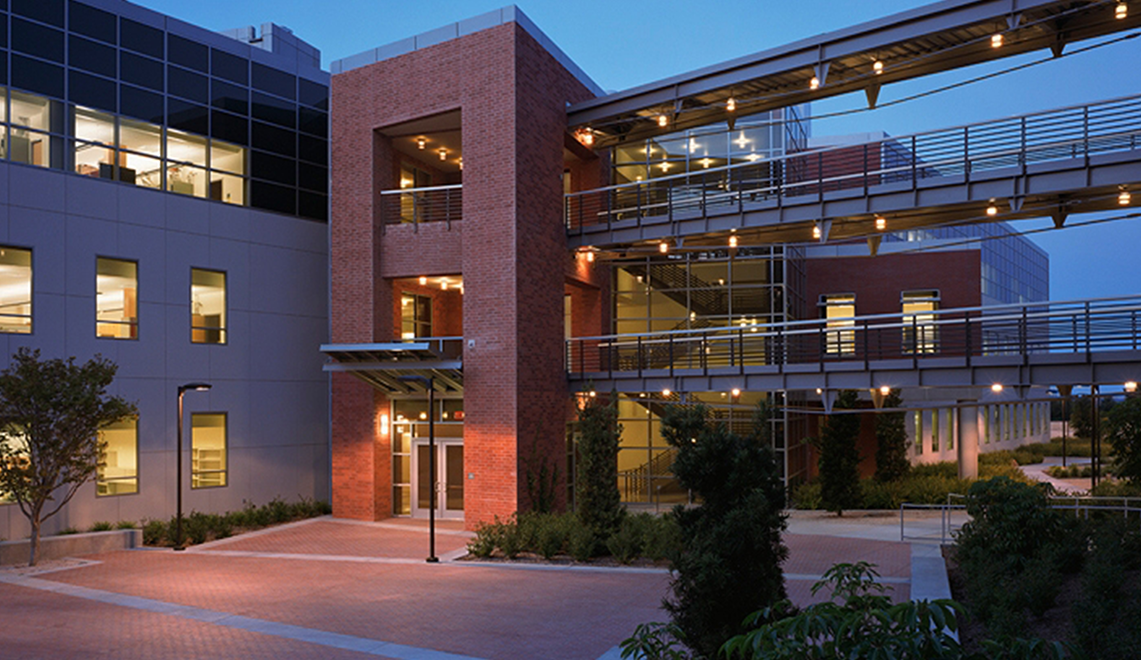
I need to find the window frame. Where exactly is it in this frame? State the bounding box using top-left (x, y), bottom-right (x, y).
top-left (820, 293), bottom-right (856, 357)
top-left (96, 416), bottom-right (139, 497)
top-left (190, 411), bottom-right (228, 489)
top-left (0, 245), bottom-right (34, 335)
top-left (901, 289), bottom-right (940, 355)
top-left (190, 267), bottom-right (227, 345)
top-left (95, 256), bottom-right (139, 340)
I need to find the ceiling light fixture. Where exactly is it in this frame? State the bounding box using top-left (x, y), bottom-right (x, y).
top-left (580, 128), bottom-right (594, 146)
top-left (879, 385), bottom-right (891, 396)
top-left (812, 224), bottom-right (822, 240)
top-left (809, 76), bottom-right (820, 90)
top-left (726, 97), bottom-right (736, 112)
top-left (991, 383), bottom-right (1004, 393)
top-left (991, 33), bottom-right (1004, 48)
top-left (659, 241), bottom-right (670, 254)
top-left (417, 137), bottom-right (426, 150)
top-left (1126, 381), bottom-right (1138, 393)
top-left (662, 388), bottom-right (672, 397)
top-left (729, 235), bottom-right (738, 248)
top-left (1116, 1), bottom-right (1128, 19)
top-left (658, 114), bottom-right (669, 128)
top-left (875, 215), bottom-right (886, 231)
top-left (986, 202), bottom-right (999, 216)
top-left (1119, 189), bottom-right (1132, 205)
top-left (731, 388), bottom-right (741, 398)
top-left (438, 148), bottom-right (447, 161)
top-left (873, 60), bottom-right (884, 74)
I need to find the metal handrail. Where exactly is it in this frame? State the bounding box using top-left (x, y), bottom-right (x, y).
top-left (379, 183), bottom-right (463, 195)
top-left (379, 184), bottom-right (463, 226)
top-left (566, 92), bottom-right (1141, 232)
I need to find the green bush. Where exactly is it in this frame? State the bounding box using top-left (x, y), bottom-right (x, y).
top-left (642, 514), bottom-right (681, 562)
top-left (527, 512), bottom-right (572, 560)
top-left (568, 519), bottom-right (597, 561)
top-left (90, 521), bottom-right (113, 532)
top-left (466, 517), bottom-right (505, 558)
top-left (606, 515), bottom-right (645, 564)
top-left (115, 520), bottom-right (137, 530)
top-left (143, 519), bottom-right (168, 546)
top-left (58, 527), bottom-right (80, 535)
top-left (790, 481), bottom-right (821, 509)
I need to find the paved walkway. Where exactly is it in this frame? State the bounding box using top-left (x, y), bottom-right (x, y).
top-left (0, 513), bottom-right (948, 659)
top-left (1019, 456), bottom-right (1093, 493)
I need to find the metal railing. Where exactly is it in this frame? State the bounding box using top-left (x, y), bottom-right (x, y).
top-left (379, 183), bottom-right (463, 226)
top-left (566, 93), bottom-right (1141, 233)
top-left (566, 294), bottom-right (1141, 377)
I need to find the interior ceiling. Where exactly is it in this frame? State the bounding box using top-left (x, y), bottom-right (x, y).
top-left (382, 110), bottom-right (464, 175)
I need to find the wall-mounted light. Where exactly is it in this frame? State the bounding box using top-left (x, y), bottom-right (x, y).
top-left (991, 33), bottom-right (1004, 48)
top-left (441, 280), bottom-right (448, 290)
top-left (873, 60), bottom-right (884, 74)
top-left (731, 388), bottom-right (741, 398)
top-left (379, 413), bottom-right (390, 436)
top-left (809, 76), bottom-right (820, 90)
top-left (879, 385), bottom-right (891, 396)
top-left (580, 128), bottom-right (595, 147)
top-left (991, 383), bottom-right (1004, 393)
top-left (458, 157), bottom-right (464, 171)
top-left (658, 114), bottom-right (669, 128)
top-left (589, 390), bottom-right (597, 398)
top-left (726, 97), bottom-right (736, 112)
top-left (419, 412), bottom-right (428, 420)
top-left (417, 137), bottom-right (426, 150)
top-left (661, 388), bottom-right (672, 397)
top-left (1126, 381), bottom-right (1138, 393)
top-left (586, 249), bottom-right (595, 263)
top-left (986, 202), bottom-right (999, 216)
top-left (1116, 1), bottom-right (1128, 19)
top-left (419, 276), bottom-right (427, 286)
top-left (729, 235), bottom-right (738, 248)
top-left (659, 241), bottom-right (670, 254)
top-left (812, 224), bottom-right (822, 240)
top-left (875, 215), bottom-right (886, 231)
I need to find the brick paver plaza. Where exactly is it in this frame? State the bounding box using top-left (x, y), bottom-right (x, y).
top-left (0, 515), bottom-right (918, 659)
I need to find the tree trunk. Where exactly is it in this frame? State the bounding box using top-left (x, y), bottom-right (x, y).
top-left (29, 518), bottom-right (40, 567)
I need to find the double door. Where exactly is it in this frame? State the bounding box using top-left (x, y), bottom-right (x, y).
top-left (412, 440), bottom-right (464, 520)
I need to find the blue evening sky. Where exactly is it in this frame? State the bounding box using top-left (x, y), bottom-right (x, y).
top-left (142, 0), bottom-right (1141, 302)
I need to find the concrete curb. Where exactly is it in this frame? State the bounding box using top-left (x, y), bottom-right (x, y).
top-left (0, 529), bottom-right (142, 565)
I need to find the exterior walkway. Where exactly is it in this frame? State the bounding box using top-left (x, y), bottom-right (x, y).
top-left (0, 513), bottom-right (949, 659)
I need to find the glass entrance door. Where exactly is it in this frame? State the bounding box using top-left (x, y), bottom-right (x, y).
top-left (412, 441), bottom-right (464, 520)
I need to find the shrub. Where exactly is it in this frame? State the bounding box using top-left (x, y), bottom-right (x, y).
top-left (816, 390), bottom-right (862, 515)
top-left (498, 515), bottom-right (525, 559)
top-left (875, 390), bottom-right (910, 482)
top-left (606, 516), bottom-right (645, 564)
top-left (790, 481), bottom-right (821, 509)
top-left (58, 527), bottom-right (80, 535)
top-left (530, 513), bottom-right (572, 560)
top-left (115, 520), bottom-right (137, 530)
top-left (1106, 395), bottom-right (1141, 485)
top-left (568, 519), bottom-right (597, 561)
top-left (466, 517), bottom-right (505, 558)
top-left (142, 519), bottom-right (168, 546)
top-left (642, 514), bottom-right (681, 562)
top-left (90, 521), bottom-right (114, 532)
top-left (1071, 521), bottom-right (1141, 659)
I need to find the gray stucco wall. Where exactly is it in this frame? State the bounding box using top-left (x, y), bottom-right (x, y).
top-left (0, 162), bottom-right (329, 541)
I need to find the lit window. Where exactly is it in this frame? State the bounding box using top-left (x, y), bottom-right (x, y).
top-left (902, 290), bottom-right (939, 354)
top-left (98, 418), bottom-right (138, 496)
top-left (821, 294), bottom-right (855, 356)
top-left (0, 247), bottom-right (32, 334)
top-left (209, 139), bottom-right (246, 205)
top-left (191, 413), bottom-right (227, 488)
top-left (0, 429), bottom-right (28, 503)
top-left (401, 292), bottom-right (433, 339)
top-left (96, 258), bottom-right (138, 339)
top-left (73, 107), bottom-right (117, 180)
top-left (166, 129), bottom-right (208, 198)
top-left (119, 117), bottom-right (163, 190)
top-left (190, 269), bottom-right (226, 344)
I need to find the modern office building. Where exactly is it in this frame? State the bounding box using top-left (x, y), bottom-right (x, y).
top-left (0, 0), bottom-right (330, 539)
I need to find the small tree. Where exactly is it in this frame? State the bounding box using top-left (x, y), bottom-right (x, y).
top-left (874, 390), bottom-right (910, 482)
top-left (662, 403), bottom-right (788, 659)
top-left (817, 390), bottom-right (861, 515)
top-left (1070, 396), bottom-right (1093, 439)
top-left (1106, 394), bottom-right (1141, 485)
top-left (575, 391), bottom-right (623, 541)
top-left (0, 348), bottom-right (135, 565)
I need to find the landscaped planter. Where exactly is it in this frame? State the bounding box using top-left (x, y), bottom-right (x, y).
top-left (0, 529), bottom-right (142, 565)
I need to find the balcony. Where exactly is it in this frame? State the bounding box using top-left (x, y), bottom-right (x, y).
top-left (380, 184), bottom-right (463, 227)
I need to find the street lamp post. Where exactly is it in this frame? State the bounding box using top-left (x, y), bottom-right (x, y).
top-left (175, 382), bottom-right (212, 551)
top-left (398, 374), bottom-right (438, 563)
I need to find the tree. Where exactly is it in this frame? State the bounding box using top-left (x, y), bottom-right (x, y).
top-left (875, 390), bottom-right (910, 482)
top-left (661, 403), bottom-right (788, 659)
top-left (817, 390), bottom-right (861, 515)
top-left (1070, 396), bottom-right (1093, 439)
top-left (0, 348), bottom-right (135, 565)
top-left (1106, 394), bottom-right (1141, 485)
top-left (575, 391), bottom-right (623, 541)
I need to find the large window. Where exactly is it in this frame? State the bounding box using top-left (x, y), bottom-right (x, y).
top-left (96, 258), bottom-right (138, 339)
top-left (0, 247), bottom-right (32, 334)
top-left (191, 413), bottom-right (227, 488)
top-left (401, 293), bottom-right (432, 339)
top-left (902, 290), bottom-right (939, 355)
top-left (821, 294), bottom-right (856, 357)
top-left (97, 417), bottom-right (138, 495)
top-left (190, 268), bottom-right (226, 344)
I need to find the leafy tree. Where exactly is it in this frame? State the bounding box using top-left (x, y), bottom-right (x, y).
top-left (575, 391), bottom-right (623, 541)
top-left (875, 390), bottom-right (910, 482)
top-left (817, 390), bottom-right (861, 515)
top-left (0, 348), bottom-right (135, 565)
top-left (1070, 396), bottom-right (1093, 439)
top-left (1106, 394), bottom-right (1141, 485)
top-left (661, 403), bottom-right (788, 659)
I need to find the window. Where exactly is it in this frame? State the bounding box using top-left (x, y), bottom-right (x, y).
top-left (902, 290), bottom-right (939, 354)
top-left (11, 91), bottom-right (58, 168)
top-left (399, 164), bottom-right (432, 223)
top-left (96, 258), bottom-right (138, 339)
top-left (821, 294), bottom-right (855, 356)
top-left (401, 293), bottom-right (432, 339)
top-left (97, 418), bottom-right (138, 495)
top-left (0, 430), bottom-right (29, 503)
top-left (0, 248), bottom-right (32, 334)
top-left (191, 413), bottom-right (226, 488)
top-left (190, 269), bottom-right (226, 344)
top-left (913, 410), bottom-right (923, 455)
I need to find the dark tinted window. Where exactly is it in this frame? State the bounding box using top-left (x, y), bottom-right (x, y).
top-left (121, 52), bottom-right (163, 91)
top-left (251, 92), bottom-right (295, 129)
top-left (168, 66), bottom-right (208, 104)
top-left (13, 18), bottom-right (64, 62)
top-left (69, 70), bottom-right (116, 112)
top-left (299, 162), bottom-right (327, 193)
top-left (69, 1), bottom-right (116, 44)
top-left (13, 55), bottom-right (64, 99)
top-left (13, 0), bottom-right (63, 27)
top-left (69, 35), bottom-right (116, 77)
top-left (298, 191), bottom-right (328, 221)
top-left (251, 180), bottom-right (295, 215)
top-left (299, 134), bottom-right (327, 165)
top-left (211, 79), bottom-right (247, 115)
top-left (167, 34), bottom-right (207, 72)
top-left (120, 84), bottom-right (164, 123)
top-left (251, 121), bottom-right (295, 157)
top-left (211, 49), bottom-right (247, 85)
top-left (167, 98), bottom-right (208, 134)
top-left (251, 150), bottom-right (295, 186)
top-left (120, 18), bottom-right (163, 58)
top-left (298, 78), bottom-right (328, 110)
top-left (251, 63), bottom-right (294, 100)
top-left (211, 109), bottom-right (248, 145)
top-left (298, 107), bottom-right (327, 138)
top-left (0, 52), bottom-right (8, 85)
top-left (0, 18), bottom-right (7, 48)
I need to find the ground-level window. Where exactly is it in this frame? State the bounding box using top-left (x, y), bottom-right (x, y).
top-left (401, 293), bottom-right (432, 339)
top-left (96, 258), bottom-right (138, 339)
top-left (191, 269), bottom-right (226, 344)
top-left (0, 430), bottom-right (28, 503)
top-left (98, 417), bottom-right (138, 495)
top-left (0, 247), bottom-right (32, 334)
top-left (191, 413), bottom-right (227, 488)
top-left (821, 294), bottom-right (855, 356)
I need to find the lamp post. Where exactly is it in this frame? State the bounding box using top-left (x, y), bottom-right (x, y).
top-left (398, 374), bottom-right (438, 563)
top-left (175, 382), bottom-right (212, 551)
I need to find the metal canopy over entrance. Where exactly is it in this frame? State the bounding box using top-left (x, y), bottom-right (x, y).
top-left (320, 342), bottom-right (464, 393)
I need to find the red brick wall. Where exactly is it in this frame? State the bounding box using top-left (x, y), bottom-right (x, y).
top-left (389, 283), bottom-right (464, 339)
top-left (805, 251), bottom-right (981, 317)
top-left (330, 22), bottom-right (595, 526)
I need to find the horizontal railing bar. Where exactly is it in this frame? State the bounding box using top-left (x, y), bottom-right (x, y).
top-left (379, 183), bottom-right (463, 195)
